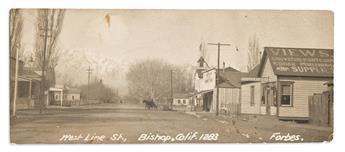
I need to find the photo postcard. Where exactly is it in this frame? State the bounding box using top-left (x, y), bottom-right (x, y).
top-left (9, 9), bottom-right (333, 144)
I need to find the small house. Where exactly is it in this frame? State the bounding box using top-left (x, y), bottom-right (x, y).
top-left (48, 85), bottom-right (81, 106)
top-left (173, 93), bottom-right (193, 106)
top-left (240, 47), bottom-right (333, 120)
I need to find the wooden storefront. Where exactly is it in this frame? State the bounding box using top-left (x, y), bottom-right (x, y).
top-left (241, 47), bottom-right (333, 121)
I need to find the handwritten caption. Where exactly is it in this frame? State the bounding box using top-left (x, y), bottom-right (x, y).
top-left (59, 133), bottom-right (127, 143)
top-left (270, 132), bottom-right (304, 142)
top-left (59, 132), bottom-right (219, 143)
top-left (137, 132), bottom-right (219, 142)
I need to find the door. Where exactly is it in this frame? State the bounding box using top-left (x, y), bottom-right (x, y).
top-left (264, 83), bottom-right (277, 116)
top-left (266, 89), bottom-right (272, 115)
top-left (202, 92), bottom-right (213, 112)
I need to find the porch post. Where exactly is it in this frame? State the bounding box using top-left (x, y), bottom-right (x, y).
top-left (46, 90), bottom-right (49, 106)
top-left (60, 91), bottom-right (63, 107)
top-left (29, 79), bottom-right (32, 99)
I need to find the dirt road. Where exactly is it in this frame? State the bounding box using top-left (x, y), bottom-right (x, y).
top-left (10, 104), bottom-right (333, 144)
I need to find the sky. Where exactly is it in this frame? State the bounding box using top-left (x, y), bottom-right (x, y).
top-left (21, 9), bottom-right (333, 72)
top-left (19, 9), bottom-right (333, 94)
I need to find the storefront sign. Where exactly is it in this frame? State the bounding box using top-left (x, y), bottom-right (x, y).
top-left (266, 47), bottom-right (333, 77)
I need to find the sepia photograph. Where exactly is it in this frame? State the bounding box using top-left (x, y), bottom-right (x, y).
top-left (9, 9), bottom-right (333, 144)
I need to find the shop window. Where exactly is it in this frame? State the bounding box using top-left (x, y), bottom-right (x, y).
top-left (250, 86), bottom-right (255, 106)
top-left (280, 82), bottom-right (293, 106)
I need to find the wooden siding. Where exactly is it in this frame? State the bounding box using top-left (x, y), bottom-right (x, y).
top-left (261, 58), bottom-right (277, 82)
top-left (65, 93), bottom-right (80, 101)
top-left (240, 82), bottom-right (262, 114)
top-left (278, 78), bottom-right (329, 118)
top-left (195, 69), bottom-right (216, 92)
top-left (211, 88), bottom-right (240, 112)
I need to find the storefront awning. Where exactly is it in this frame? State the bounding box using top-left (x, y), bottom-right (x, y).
top-left (195, 89), bottom-right (213, 95)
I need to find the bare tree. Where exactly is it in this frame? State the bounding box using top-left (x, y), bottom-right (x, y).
top-left (126, 59), bottom-right (194, 103)
top-left (9, 9), bottom-right (23, 116)
top-left (34, 9), bottom-right (65, 113)
top-left (247, 34), bottom-right (261, 71)
top-left (35, 9), bottom-right (65, 71)
top-left (10, 9), bottom-right (23, 57)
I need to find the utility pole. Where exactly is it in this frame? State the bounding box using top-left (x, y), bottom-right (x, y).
top-left (12, 43), bottom-right (20, 117)
top-left (208, 42), bottom-right (230, 116)
top-left (39, 9), bottom-right (51, 114)
top-left (86, 66), bottom-right (92, 103)
top-left (170, 70), bottom-right (173, 110)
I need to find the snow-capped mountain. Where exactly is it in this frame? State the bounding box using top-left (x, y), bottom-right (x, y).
top-left (55, 49), bottom-right (129, 95)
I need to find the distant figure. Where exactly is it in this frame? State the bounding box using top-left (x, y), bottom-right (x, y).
top-left (142, 99), bottom-right (157, 110)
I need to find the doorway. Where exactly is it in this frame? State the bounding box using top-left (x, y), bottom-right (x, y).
top-left (263, 83), bottom-right (277, 115)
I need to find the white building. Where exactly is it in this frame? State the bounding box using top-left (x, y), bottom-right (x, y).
top-left (173, 93), bottom-right (193, 106)
top-left (240, 47), bottom-right (333, 120)
top-left (193, 57), bottom-right (246, 114)
top-left (48, 85), bottom-right (81, 106)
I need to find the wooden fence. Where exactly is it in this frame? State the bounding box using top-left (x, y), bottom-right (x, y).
top-left (308, 91), bottom-right (333, 126)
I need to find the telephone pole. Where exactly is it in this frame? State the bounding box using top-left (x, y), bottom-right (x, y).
top-left (86, 66), bottom-right (92, 103)
top-left (170, 70), bottom-right (173, 110)
top-left (208, 42), bottom-right (230, 116)
top-left (12, 43), bottom-right (20, 117)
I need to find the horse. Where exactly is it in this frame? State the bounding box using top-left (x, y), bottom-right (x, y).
top-left (142, 99), bottom-right (158, 110)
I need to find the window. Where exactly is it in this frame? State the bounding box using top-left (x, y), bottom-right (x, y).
top-left (280, 82), bottom-right (293, 106)
top-left (55, 94), bottom-right (58, 100)
top-left (177, 99), bottom-right (181, 104)
top-left (183, 100), bottom-right (186, 104)
top-left (250, 86), bottom-right (255, 106)
top-left (72, 96), bottom-right (74, 100)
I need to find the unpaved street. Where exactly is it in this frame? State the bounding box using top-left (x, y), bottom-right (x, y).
top-left (10, 104), bottom-right (333, 144)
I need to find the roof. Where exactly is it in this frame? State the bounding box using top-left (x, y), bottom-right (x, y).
top-left (259, 47), bottom-right (333, 77)
top-left (197, 57), bottom-right (205, 63)
top-left (19, 67), bottom-right (41, 81)
top-left (173, 93), bottom-right (193, 98)
top-left (219, 71), bottom-right (249, 88)
top-left (51, 84), bottom-right (81, 94)
top-left (248, 64), bottom-right (261, 77)
top-left (22, 67), bottom-right (41, 76)
top-left (202, 66), bottom-right (240, 74)
top-left (218, 81), bottom-right (238, 88)
top-left (223, 66), bottom-right (240, 72)
top-left (65, 88), bottom-right (81, 94)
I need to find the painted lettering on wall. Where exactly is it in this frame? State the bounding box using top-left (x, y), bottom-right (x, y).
top-left (267, 48), bottom-right (333, 76)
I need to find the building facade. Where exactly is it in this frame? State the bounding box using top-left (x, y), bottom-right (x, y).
top-left (10, 56), bottom-right (41, 110)
top-left (48, 85), bottom-right (81, 106)
top-left (194, 57), bottom-right (245, 114)
top-left (173, 93), bottom-right (192, 106)
top-left (240, 47), bottom-right (333, 120)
